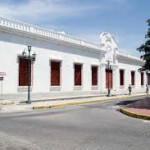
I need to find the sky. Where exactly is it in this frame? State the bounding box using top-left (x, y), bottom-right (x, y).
top-left (0, 0), bottom-right (149, 56)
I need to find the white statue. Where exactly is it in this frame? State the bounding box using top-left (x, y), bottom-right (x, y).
top-left (100, 32), bottom-right (118, 64)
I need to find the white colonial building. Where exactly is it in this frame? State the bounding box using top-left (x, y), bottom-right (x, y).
top-left (0, 17), bottom-right (149, 100)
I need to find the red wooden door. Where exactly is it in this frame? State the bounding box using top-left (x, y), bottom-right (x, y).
top-left (19, 58), bottom-right (31, 86)
top-left (106, 69), bottom-right (113, 89)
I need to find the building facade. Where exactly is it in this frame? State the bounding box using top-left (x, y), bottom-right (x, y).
top-left (0, 17), bottom-right (148, 100)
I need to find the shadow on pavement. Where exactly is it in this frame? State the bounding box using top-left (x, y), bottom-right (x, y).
top-left (115, 100), bottom-right (138, 106)
top-left (116, 97), bottom-right (150, 110)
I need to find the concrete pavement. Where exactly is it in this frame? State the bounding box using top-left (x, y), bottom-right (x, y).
top-left (0, 92), bottom-right (147, 113)
top-left (0, 100), bottom-right (150, 150)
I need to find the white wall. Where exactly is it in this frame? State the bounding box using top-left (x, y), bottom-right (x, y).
top-left (0, 31), bottom-right (101, 94)
top-left (0, 30), bottom-right (146, 95)
top-left (117, 58), bottom-right (146, 93)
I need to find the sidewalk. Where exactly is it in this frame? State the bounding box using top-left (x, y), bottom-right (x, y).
top-left (0, 93), bottom-right (147, 113)
top-left (120, 96), bottom-right (150, 120)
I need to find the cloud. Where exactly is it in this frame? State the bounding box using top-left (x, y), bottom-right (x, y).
top-left (0, 0), bottom-right (66, 19)
top-left (0, 0), bottom-right (129, 22)
top-left (114, 33), bottom-right (145, 56)
top-left (0, 0), bottom-right (96, 19)
top-left (0, 0), bottom-right (136, 54)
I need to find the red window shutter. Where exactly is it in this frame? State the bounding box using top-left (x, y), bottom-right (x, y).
top-left (74, 64), bottom-right (82, 86)
top-left (92, 66), bottom-right (98, 86)
top-left (131, 71), bottom-right (135, 85)
top-left (19, 58), bottom-right (31, 86)
top-left (51, 61), bottom-right (60, 86)
top-left (141, 72), bottom-right (144, 85)
top-left (120, 70), bottom-right (124, 86)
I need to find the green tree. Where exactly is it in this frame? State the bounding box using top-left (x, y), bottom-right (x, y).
top-left (137, 19), bottom-right (150, 71)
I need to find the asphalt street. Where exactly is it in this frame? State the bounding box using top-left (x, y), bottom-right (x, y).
top-left (0, 97), bottom-right (150, 150)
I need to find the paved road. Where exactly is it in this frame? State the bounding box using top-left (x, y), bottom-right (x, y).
top-left (0, 97), bottom-right (150, 150)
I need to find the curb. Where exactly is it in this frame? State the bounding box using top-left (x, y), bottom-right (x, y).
top-left (20, 95), bottom-right (106, 104)
top-left (120, 108), bottom-right (150, 120)
top-left (0, 102), bottom-right (15, 106)
top-left (21, 92), bottom-right (147, 104)
top-left (32, 94), bottom-right (147, 110)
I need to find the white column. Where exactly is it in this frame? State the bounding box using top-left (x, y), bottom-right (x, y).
top-left (99, 64), bottom-right (106, 93)
top-left (112, 66), bottom-right (119, 92)
top-left (125, 69), bottom-right (131, 90)
top-left (123, 69), bottom-right (125, 91)
top-left (82, 63), bottom-right (91, 91)
top-left (98, 65), bottom-right (101, 91)
top-left (143, 72), bottom-right (147, 92)
top-left (33, 51), bottom-right (50, 93)
top-left (135, 70), bottom-right (140, 90)
top-left (144, 72), bottom-right (147, 86)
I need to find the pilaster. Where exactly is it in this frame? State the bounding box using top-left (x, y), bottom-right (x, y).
top-left (99, 64), bottom-right (106, 93)
top-left (112, 66), bottom-right (119, 91)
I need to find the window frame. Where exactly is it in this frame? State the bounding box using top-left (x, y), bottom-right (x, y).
top-left (50, 60), bottom-right (61, 86)
top-left (91, 65), bottom-right (98, 86)
top-left (74, 63), bottom-right (82, 86)
top-left (18, 57), bottom-right (33, 87)
top-left (119, 69), bottom-right (124, 86)
top-left (141, 72), bottom-right (144, 86)
top-left (131, 71), bottom-right (135, 86)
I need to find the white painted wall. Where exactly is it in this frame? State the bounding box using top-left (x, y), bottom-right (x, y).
top-left (117, 60), bottom-right (146, 93)
top-left (0, 28), bottom-right (146, 96)
top-left (0, 31), bottom-right (101, 94)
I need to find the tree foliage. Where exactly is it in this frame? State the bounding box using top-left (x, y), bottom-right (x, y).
top-left (137, 19), bottom-right (150, 71)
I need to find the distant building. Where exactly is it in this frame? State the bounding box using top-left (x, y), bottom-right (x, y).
top-left (0, 17), bottom-right (148, 100)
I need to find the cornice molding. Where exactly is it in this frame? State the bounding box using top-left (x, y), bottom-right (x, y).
top-left (0, 16), bottom-right (144, 63)
top-left (116, 51), bottom-right (143, 63)
top-left (0, 16), bottom-right (106, 54)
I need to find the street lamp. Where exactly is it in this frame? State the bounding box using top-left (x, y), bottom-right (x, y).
top-left (21, 46), bottom-right (36, 104)
top-left (106, 60), bottom-right (111, 97)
